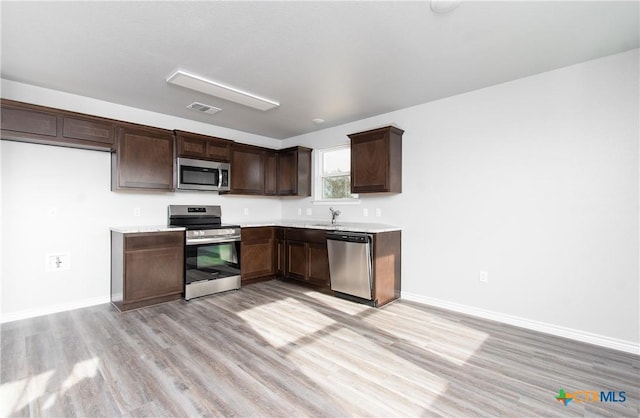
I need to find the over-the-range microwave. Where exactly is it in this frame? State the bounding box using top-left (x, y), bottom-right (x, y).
top-left (177, 157), bottom-right (230, 192)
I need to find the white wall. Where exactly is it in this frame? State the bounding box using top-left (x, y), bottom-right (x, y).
top-left (282, 49), bottom-right (640, 350)
top-left (0, 82), bottom-right (282, 322)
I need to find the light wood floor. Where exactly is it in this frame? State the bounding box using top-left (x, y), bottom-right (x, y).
top-left (1, 280), bottom-right (638, 417)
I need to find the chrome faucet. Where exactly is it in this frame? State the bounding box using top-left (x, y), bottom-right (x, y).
top-left (330, 207), bottom-right (341, 225)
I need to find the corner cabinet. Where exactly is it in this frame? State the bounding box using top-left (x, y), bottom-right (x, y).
top-left (277, 146), bottom-right (312, 196)
top-left (112, 124), bottom-right (175, 191)
top-left (348, 126), bottom-right (403, 193)
top-left (228, 144), bottom-right (312, 196)
top-left (111, 230), bottom-right (184, 311)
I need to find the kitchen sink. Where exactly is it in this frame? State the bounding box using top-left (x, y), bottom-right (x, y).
top-left (309, 223), bottom-right (342, 227)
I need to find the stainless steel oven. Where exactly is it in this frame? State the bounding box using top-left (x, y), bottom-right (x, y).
top-left (168, 205), bottom-right (241, 300)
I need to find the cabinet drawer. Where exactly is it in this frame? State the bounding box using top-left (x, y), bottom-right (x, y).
top-left (125, 232), bottom-right (184, 251)
top-left (242, 226), bottom-right (274, 241)
top-left (286, 228), bottom-right (327, 244)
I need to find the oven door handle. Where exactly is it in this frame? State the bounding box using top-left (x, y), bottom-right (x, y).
top-left (186, 236), bottom-right (240, 245)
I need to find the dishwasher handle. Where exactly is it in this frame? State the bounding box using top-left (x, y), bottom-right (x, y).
top-left (326, 231), bottom-right (372, 244)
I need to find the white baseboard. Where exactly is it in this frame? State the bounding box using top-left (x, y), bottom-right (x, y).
top-left (401, 291), bottom-right (640, 355)
top-left (0, 296), bottom-right (110, 324)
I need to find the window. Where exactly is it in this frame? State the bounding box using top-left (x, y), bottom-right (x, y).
top-left (316, 145), bottom-right (354, 200)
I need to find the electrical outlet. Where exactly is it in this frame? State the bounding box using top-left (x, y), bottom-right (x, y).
top-left (133, 207), bottom-right (141, 217)
top-left (306, 208), bottom-right (312, 216)
top-left (363, 208), bottom-right (369, 217)
top-left (243, 208), bottom-right (249, 215)
top-left (46, 253), bottom-right (71, 272)
top-left (375, 208), bottom-right (382, 217)
top-left (479, 271), bottom-right (489, 283)
top-left (297, 208), bottom-right (302, 216)
top-left (48, 207), bottom-right (57, 217)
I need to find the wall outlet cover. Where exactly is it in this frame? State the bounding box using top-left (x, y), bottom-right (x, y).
top-left (46, 253), bottom-right (71, 272)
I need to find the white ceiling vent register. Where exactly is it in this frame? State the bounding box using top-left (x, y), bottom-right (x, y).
top-left (187, 102), bottom-right (221, 115)
top-left (167, 69), bottom-right (280, 111)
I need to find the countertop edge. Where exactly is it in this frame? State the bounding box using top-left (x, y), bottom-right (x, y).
top-left (239, 220), bottom-right (401, 233)
top-left (110, 226), bottom-right (186, 234)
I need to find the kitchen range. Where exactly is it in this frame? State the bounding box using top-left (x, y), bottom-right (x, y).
top-left (168, 205), bottom-right (241, 300)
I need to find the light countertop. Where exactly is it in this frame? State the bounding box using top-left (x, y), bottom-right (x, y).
top-left (110, 225), bottom-right (186, 234)
top-left (239, 219), bottom-right (400, 233)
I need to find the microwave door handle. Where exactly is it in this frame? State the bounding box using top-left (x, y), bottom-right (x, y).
top-left (219, 168), bottom-right (223, 187)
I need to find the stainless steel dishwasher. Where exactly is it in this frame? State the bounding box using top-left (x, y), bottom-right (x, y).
top-left (327, 231), bottom-right (373, 301)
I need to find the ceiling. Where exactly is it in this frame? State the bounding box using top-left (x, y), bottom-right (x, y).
top-left (1, 1), bottom-right (638, 140)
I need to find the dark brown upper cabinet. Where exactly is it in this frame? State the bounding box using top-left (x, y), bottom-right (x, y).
top-left (174, 130), bottom-right (232, 162)
top-left (229, 144), bottom-right (312, 196)
top-left (112, 124), bottom-right (175, 191)
top-left (277, 146), bottom-right (312, 196)
top-left (229, 143), bottom-right (266, 195)
top-left (1, 99), bottom-right (116, 151)
top-left (348, 126), bottom-right (403, 193)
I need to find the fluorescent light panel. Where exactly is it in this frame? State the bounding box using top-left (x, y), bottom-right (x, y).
top-left (167, 70), bottom-right (279, 111)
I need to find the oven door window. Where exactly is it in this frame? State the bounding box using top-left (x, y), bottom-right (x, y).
top-left (181, 166), bottom-right (220, 187)
top-left (185, 242), bottom-right (240, 284)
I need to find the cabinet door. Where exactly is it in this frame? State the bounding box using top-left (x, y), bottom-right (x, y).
top-left (206, 138), bottom-right (231, 162)
top-left (242, 240), bottom-right (275, 280)
top-left (229, 144), bottom-right (265, 194)
top-left (285, 240), bottom-right (307, 281)
top-left (124, 246), bottom-right (183, 302)
top-left (114, 125), bottom-right (175, 191)
top-left (241, 227), bottom-right (275, 282)
top-left (277, 149), bottom-right (297, 195)
top-left (177, 135), bottom-right (208, 159)
top-left (62, 117), bottom-right (115, 145)
top-left (308, 242), bottom-right (330, 287)
top-left (350, 130), bottom-right (389, 193)
top-left (264, 151), bottom-right (278, 196)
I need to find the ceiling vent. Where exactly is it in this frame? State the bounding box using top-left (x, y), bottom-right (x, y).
top-left (186, 102), bottom-right (221, 115)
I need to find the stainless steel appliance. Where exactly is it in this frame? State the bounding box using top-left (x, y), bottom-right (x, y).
top-left (327, 231), bottom-right (374, 302)
top-left (177, 157), bottom-right (230, 191)
top-left (168, 205), bottom-right (240, 300)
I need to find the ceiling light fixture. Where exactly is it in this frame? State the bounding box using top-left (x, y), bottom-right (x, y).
top-left (166, 70), bottom-right (280, 111)
top-left (312, 118), bottom-right (325, 125)
top-left (430, 0), bottom-right (462, 14)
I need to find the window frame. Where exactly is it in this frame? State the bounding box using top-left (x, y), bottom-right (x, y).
top-left (313, 144), bottom-right (360, 204)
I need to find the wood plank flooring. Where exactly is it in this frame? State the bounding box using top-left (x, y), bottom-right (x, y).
top-left (1, 280), bottom-right (638, 417)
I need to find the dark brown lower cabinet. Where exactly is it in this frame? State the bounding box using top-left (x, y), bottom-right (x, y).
top-left (307, 242), bottom-right (330, 286)
top-left (241, 227), bottom-right (276, 284)
top-left (111, 230), bottom-right (184, 311)
top-left (241, 226), bottom-right (400, 307)
top-left (371, 230), bottom-right (402, 307)
top-left (283, 228), bottom-right (330, 287)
